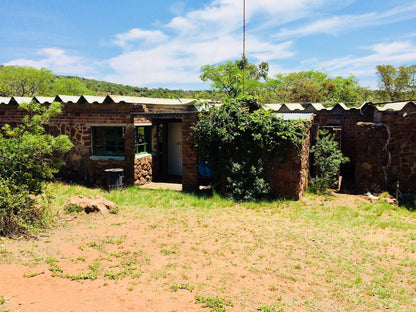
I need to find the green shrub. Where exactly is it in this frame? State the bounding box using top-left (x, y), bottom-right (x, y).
top-left (0, 101), bottom-right (73, 236)
top-left (0, 179), bottom-right (33, 236)
top-left (225, 159), bottom-right (270, 201)
top-left (192, 97), bottom-right (307, 201)
top-left (309, 130), bottom-right (349, 193)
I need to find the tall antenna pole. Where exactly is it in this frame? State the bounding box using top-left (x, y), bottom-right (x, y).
top-left (242, 0), bottom-right (246, 95)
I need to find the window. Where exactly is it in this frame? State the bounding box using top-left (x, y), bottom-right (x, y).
top-left (136, 126), bottom-right (152, 154)
top-left (92, 126), bottom-right (125, 157)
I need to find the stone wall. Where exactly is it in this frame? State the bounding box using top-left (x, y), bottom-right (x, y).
top-left (134, 154), bottom-right (153, 185)
top-left (50, 104), bottom-right (134, 186)
top-left (0, 101), bottom-right (137, 187)
top-left (314, 107), bottom-right (374, 186)
top-left (269, 123), bottom-right (311, 200)
top-left (355, 122), bottom-right (389, 193)
top-left (182, 114), bottom-right (199, 192)
top-left (355, 112), bottom-right (416, 194)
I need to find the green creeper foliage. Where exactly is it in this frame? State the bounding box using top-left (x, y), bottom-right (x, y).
top-left (0, 101), bottom-right (73, 236)
top-left (191, 97), bottom-right (307, 201)
top-left (309, 130), bottom-right (349, 193)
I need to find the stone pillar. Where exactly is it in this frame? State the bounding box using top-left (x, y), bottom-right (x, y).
top-left (269, 129), bottom-right (311, 200)
top-left (124, 124), bottom-right (136, 186)
top-left (355, 122), bottom-right (389, 193)
top-left (182, 114), bottom-right (199, 192)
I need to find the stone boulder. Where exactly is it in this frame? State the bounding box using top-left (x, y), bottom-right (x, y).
top-left (65, 195), bottom-right (118, 214)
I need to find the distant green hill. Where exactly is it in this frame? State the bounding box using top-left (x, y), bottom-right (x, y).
top-left (59, 75), bottom-right (218, 99)
top-left (0, 65), bottom-right (221, 99)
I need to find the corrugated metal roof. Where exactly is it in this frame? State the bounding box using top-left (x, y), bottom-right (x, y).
top-left (376, 102), bottom-right (416, 111)
top-left (0, 97), bottom-right (11, 105)
top-left (55, 95), bottom-right (81, 103)
top-left (264, 104), bottom-right (282, 111)
top-left (33, 96), bottom-right (55, 104)
top-left (12, 97), bottom-right (33, 104)
top-left (282, 103), bottom-right (304, 111)
top-left (276, 113), bottom-right (314, 120)
top-left (305, 103), bottom-right (325, 111)
top-left (0, 95), bottom-right (204, 108)
top-left (267, 101), bottom-right (416, 113)
top-left (106, 95), bottom-right (198, 105)
top-left (1, 96), bottom-right (415, 114)
top-left (80, 95), bottom-right (106, 104)
top-left (332, 103), bottom-right (350, 111)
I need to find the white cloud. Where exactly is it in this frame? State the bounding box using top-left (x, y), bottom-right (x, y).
top-left (5, 48), bottom-right (94, 75)
top-left (7, 0), bottom-right (415, 89)
top-left (165, 0), bottom-right (343, 38)
top-left (112, 29), bottom-right (168, 49)
top-left (275, 2), bottom-right (416, 38)
top-left (106, 36), bottom-right (243, 86)
top-left (105, 0), bottom-right (336, 87)
top-left (313, 41), bottom-right (416, 88)
top-left (106, 32), bottom-right (294, 87)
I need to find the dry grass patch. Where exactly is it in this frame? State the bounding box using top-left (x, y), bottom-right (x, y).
top-left (0, 183), bottom-right (415, 311)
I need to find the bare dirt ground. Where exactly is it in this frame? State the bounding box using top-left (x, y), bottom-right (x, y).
top-left (0, 192), bottom-right (415, 312)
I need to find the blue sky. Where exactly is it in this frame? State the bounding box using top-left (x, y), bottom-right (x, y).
top-left (1, 0), bottom-right (416, 90)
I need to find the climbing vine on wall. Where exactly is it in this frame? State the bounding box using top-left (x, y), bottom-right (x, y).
top-left (191, 97), bottom-right (307, 201)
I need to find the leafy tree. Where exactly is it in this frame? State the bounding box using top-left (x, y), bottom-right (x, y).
top-left (376, 64), bottom-right (416, 101)
top-left (266, 71), bottom-right (366, 105)
top-left (0, 66), bottom-right (55, 96)
top-left (52, 77), bottom-right (92, 95)
top-left (0, 101), bottom-right (73, 236)
top-left (191, 97), bottom-right (307, 201)
top-left (325, 75), bottom-right (368, 104)
top-left (200, 58), bottom-right (269, 98)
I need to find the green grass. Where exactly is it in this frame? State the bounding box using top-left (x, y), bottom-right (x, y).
top-left (195, 295), bottom-right (233, 312)
top-left (170, 283), bottom-right (195, 292)
top-left (23, 271), bottom-right (45, 278)
top-left (256, 306), bottom-right (282, 312)
top-left (161, 249), bottom-right (178, 255)
top-left (66, 203), bottom-right (83, 213)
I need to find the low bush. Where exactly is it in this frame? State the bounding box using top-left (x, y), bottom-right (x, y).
top-left (309, 130), bottom-right (349, 193)
top-left (0, 101), bottom-right (73, 236)
top-left (225, 159), bottom-right (270, 201)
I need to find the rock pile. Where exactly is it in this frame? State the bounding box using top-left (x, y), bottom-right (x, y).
top-left (64, 195), bottom-right (118, 214)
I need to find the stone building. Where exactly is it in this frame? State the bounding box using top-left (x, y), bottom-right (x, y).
top-left (1, 95), bottom-right (413, 198)
top-left (0, 95), bottom-right (208, 192)
top-left (265, 101), bottom-right (416, 195)
top-left (0, 95), bottom-right (311, 199)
